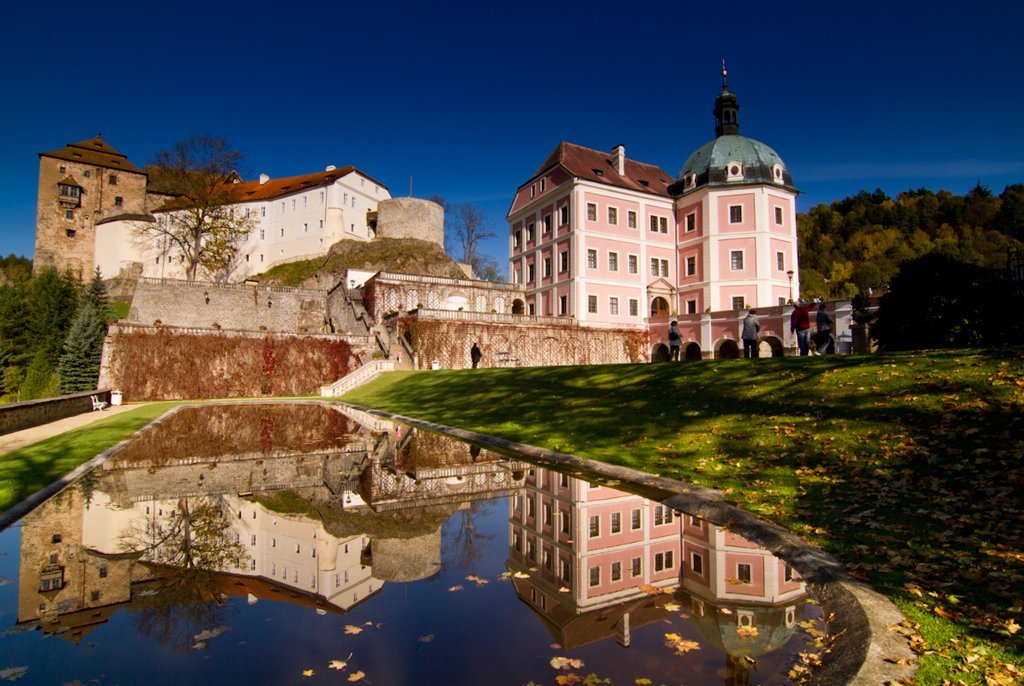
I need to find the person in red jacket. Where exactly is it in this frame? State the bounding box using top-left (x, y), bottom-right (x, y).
top-left (790, 300), bottom-right (815, 356)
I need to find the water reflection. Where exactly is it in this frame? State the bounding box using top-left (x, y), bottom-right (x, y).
top-left (509, 468), bottom-right (814, 684)
top-left (12, 404), bottom-right (821, 684)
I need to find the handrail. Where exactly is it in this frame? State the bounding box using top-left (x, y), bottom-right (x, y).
top-left (400, 308), bottom-right (577, 327)
top-left (320, 359), bottom-right (395, 397)
top-left (135, 276), bottom-right (325, 296)
top-left (374, 271), bottom-right (522, 291)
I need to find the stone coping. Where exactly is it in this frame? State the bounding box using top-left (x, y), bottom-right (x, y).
top-left (336, 402), bottom-right (917, 686)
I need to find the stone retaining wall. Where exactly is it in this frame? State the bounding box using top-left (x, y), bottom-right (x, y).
top-left (0, 390), bottom-right (112, 437)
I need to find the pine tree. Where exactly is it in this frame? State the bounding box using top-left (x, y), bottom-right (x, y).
top-left (57, 302), bottom-right (106, 393)
top-left (27, 268), bottom-right (78, 368)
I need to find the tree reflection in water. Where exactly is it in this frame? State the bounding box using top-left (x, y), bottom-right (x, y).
top-left (120, 496), bottom-right (248, 652)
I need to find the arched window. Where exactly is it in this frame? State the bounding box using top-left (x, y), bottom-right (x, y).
top-left (650, 297), bottom-right (670, 318)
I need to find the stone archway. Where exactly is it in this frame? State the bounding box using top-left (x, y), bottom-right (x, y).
top-left (511, 299), bottom-right (525, 315)
top-left (761, 335), bottom-right (785, 358)
top-left (683, 342), bottom-right (702, 360)
top-left (652, 343), bottom-right (671, 362)
top-left (650, 297), bottom-right (670, 318)
top-left (715, 339), bottom-right (740, 359)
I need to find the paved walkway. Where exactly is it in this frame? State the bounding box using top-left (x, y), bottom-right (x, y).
top-left (0, 403), bottom-right (151, 456)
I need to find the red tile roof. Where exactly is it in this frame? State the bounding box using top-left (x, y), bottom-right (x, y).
top-left (530, 142), bottom-right (673, 198)
top-left (154, 166), bottom-right (389, 211)
top-left (40, 135), bottom-right (144, 174)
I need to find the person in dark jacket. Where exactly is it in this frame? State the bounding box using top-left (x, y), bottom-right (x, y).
top-left (790, 300), bottom-right (814, 356)
top-left (814, 303), bottom-right (834, 355)
top-left (741, 309), bottom-right (760, 359)
top-left (470, 342), bottom-right (482, 369)
top-left (667, 321), bottom-right (682, 361)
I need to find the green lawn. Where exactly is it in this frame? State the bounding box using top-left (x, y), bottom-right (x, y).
top-left (343, 348), bottom-right (1024, 685)
top-left (0, 402), bottom-right (180, 512)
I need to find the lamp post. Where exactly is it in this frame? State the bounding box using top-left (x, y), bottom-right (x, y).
top-left (786, 270), bottom-right (794, 303)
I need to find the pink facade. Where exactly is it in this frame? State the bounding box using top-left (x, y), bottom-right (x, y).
top-left (507, 142), bottom-right (799, 332)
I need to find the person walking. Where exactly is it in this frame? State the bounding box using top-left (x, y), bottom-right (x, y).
top-left (790, 299), bottom-right (814, 356)
top-left (667, 321), bottom-right (682, 361)
top-left (741, 309), bottom-right (760, 359)
top-left (815, 303), bottom-right (834, 355)
top-left (470, 342), bottom-right (482, 369)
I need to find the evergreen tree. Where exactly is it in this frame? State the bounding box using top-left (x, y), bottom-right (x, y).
top-left (27, 268), bottom-right (78, 368)
top-left (57, 301), bottom-right (106, 393)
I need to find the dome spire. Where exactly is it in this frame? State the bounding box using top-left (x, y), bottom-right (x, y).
top-left (714, 61), bottom-right (740, 137)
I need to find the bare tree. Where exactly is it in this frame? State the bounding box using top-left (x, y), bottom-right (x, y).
top-left (429, 195), bottom-right (501, 281)
top-left (140, 135), bottom-right (253, 280)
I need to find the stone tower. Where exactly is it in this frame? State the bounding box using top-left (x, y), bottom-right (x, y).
top-left (33, 135), bottom-right (148, 276)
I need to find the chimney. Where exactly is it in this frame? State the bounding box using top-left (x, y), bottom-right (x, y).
top-left (258, 173), bottom-right (270, 185)
top-left (612, 144), bottom-right (625, 175)
top-left (325, 165), bottom-right (336, 172)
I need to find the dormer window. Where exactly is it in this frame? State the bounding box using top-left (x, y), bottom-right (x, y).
top-left (726, 163), bottom-right (743, 181)
top-left (684, 173), bottom-right (697, 189)
top-left (58, 184), bottom-right (80, 199)
top-left (773, 164), bottom-right (785, 184)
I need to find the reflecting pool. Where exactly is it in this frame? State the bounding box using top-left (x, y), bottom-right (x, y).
top-left (1, 403), bottom-right (824, 684)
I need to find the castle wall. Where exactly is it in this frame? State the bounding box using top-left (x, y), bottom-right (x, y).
top-left (375, 197), bottom-right (444, 246)
top-left (125, 278), bottom-right (332, 333)
top-left (99, 323), bottom-right (366, 400)
top-left (393, 313), bottom-right (648, 369)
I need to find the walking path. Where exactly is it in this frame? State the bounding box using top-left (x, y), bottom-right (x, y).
top-left (0, 403), bottom-right (150, 456)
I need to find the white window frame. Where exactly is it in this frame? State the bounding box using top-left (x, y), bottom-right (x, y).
top-left (627, 254), bottom-right (638, 274)
top-left (586, 203), bottom-right (597, 221)
top-left (686, 299), bottom-right (697, 314)
top-left (587, 249), bottom-right (597, 269)
top-left (628, 298), bottom-right (638, 317)
top-left (607, 206), bottom-right (618, 225)
top-left (560, 250), bottom-right (569, 273)
top-left (627, 210), bottom-right (637, 229)
top-left (729, 205), bottom-right (743, 224)
top-left (686, 212), bottom-right (697, 232)
top-left (775, 206), bottom-right (784, 225)
top-left (587, 295), bottom-right (598, 314)
top-left (608, 251), bottom-right (618, 272)
top-left (559, 205), bottom-right (569, 225)
top-left (777, 251), bottom-right (785, 271)
top-left (730, 250), bottom-right (744, 271)
top-left (685, 255), bottom-right (696, 277)
top-left (609, 296), bottom-right (619, 315)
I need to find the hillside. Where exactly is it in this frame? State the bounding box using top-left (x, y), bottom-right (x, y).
top-left (797, 183), bottom-right (1023, 299)
top-left (254, 237), bottom-right (469, 288)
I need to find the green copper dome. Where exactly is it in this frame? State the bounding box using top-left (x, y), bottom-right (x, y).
top-left (673, 135), bottom-right (794, 196)
top-left (670, 71), bottom-right (794, 196)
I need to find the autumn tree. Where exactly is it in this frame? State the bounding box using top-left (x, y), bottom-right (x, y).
top-left (140, 135), bottom-right (253, 281)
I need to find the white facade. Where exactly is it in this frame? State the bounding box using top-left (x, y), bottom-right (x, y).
top-left (94, 168), bottom-right (391, 281)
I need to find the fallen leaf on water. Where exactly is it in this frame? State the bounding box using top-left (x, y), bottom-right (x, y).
top-left (555, 674), bottom-right (582, 685)
top-left (736, 626), bottom-right (759, 638)
top-left (635, 679), bottom-right (653, 685)
top-left (0, 667), bottom-right (27, 681)
top-left (329, 660), bottom-right (347, 670)
top-left (344, 625), bottom-right (363, 635)
top-left (664, 633), bottom-right (700, 655)
top-left (448, 585), bottom-right (464, 592)
top-left (348, 671), bottom-right (366, 682)
top-left (664, 602), bottom-right (681, 612)
top-left (513, 572), bottom-right (530, 579)
top-left (418, 634), bottom-right (435, 643)
top-left (550, 656), bottom-right (584, 670)
top-left (302, 669), bottom-right (314, 677)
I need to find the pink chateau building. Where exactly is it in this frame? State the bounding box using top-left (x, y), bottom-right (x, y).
top-left (507, 71), bottom-right (799, 328)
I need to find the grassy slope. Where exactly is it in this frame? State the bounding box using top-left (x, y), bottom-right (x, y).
top-left (0, 402), bottom-right (179, 511)
top-left (343, 349), bottom-right (1024, 685)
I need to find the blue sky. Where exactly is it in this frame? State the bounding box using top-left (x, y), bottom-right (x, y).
top-left (2, 1), bottom-right (1022, 271)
